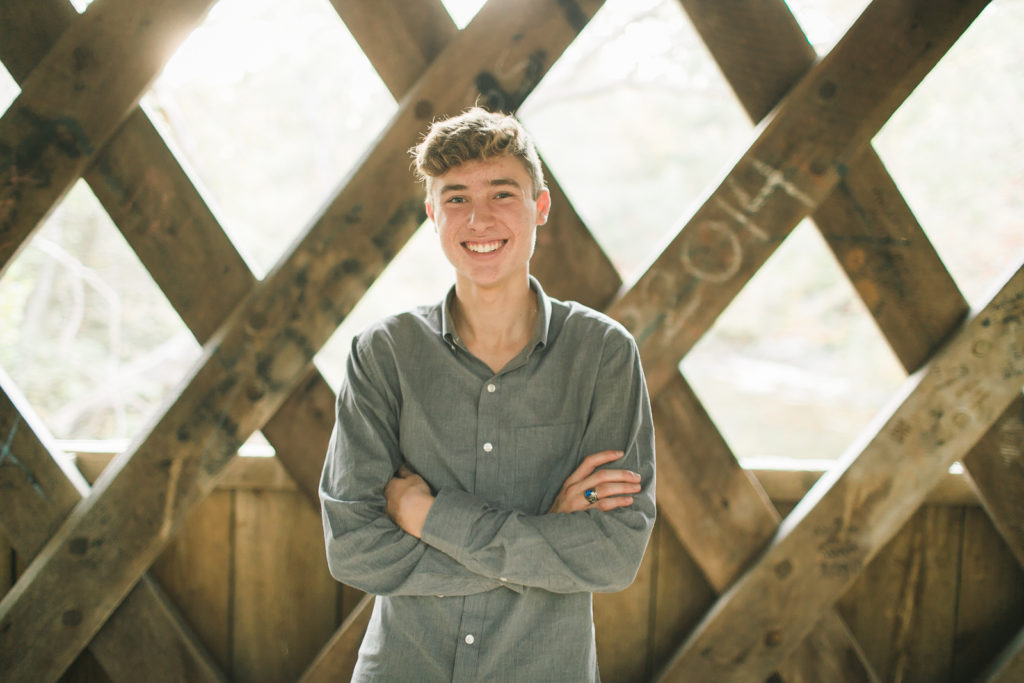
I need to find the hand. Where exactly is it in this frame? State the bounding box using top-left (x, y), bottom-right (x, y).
top-left (547, 450), bottom-right (642, 514)
top-left (385, 465), bottom-right (435, 538)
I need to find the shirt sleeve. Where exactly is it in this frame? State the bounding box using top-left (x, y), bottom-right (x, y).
top-left (319, 333), bottom-right (507, 597)
top-left (418, 326), bottom-right (656, 594)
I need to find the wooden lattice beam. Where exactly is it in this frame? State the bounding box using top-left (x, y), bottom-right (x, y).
top-left (0, 0), bottom-right (215, 276)
top-left (650, 0), bottom-right (985, 678)
top-left (963, 396), bottom-right (1024, 567)
top-left (0, 379), bottom-right (226, 682)
top-left (0, 0), bottom-right (608, 678)
top-left (608, 0), bottom-right (990, 397)
top-left (679, 0), bottom-right (968, 373)
top-left (659, 258), bottom-right (1024, 679)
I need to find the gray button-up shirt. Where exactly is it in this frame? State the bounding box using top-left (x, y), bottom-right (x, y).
top-left (320, 277), bottom-right (656, 682)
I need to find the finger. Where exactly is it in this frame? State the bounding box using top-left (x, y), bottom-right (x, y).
top-left (397, 464), bottom-right (414, 478)
top-left (563, 450), bottom-right (625, 487)
top-left (581, 468), bottom-right (641, 490)
top-left (591, 482), bottom-right (642, 500)
top-left (596, 496), bottom-right (634, 512)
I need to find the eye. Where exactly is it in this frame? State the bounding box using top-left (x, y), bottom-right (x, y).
top-left (445, 196), bottom-right (467, 204)
top-left (494, 191), bottom-right (514, 200)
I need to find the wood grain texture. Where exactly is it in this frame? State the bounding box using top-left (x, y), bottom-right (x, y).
top-left (652, 373), bottom-right (777, 592)
top-left (149, 491), bottom-right (234, 671)
top-left (329, 0), bottom-right (458, 100)
top-left (837, 506), bottom-right (962, 680)
top-left (963, 396), bottom-right (1024, 568)
top-left (232, 490), bottom-right (337, 683)
top-left (658, 261), bottom-right (1024, 679)
top-left (0, 381), bottom-right (226, 683)
top-left (952, 507), bottom-right (1024, 679)
top-left (0, 0), bottom-right (216, 275)
top-left (679, 0), bottom-right (968, 373)
top-left (595, 525), bottom-right (656, 681)
top-left (611, 0), bottom-right (989, 397)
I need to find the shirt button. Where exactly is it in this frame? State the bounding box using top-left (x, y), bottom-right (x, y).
top-left (486, 383), bottom-right (496, 393)
top-left (483, 442), bottom-right (493, 453)
top-left (465, 634), bottom-right (475, 645)
top-left (499, 577), bottom-right (508, 582)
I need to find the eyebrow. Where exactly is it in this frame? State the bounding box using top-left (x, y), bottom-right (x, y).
top-left (438, 178), bottom-right (523, 195)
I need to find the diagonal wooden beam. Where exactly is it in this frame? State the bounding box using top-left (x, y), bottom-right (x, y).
top-left (299, 594), bottom-right (375, 683)
top-left (0, 376), bottom-right (226, 682)
top-left (653, 374), bottom-right (877, 681)
top-left (657, 258), bottom-right (1024, 679)
top-left (679, 0), bottom-right (967, 374)
top-left (652, 0), bottom-right (975, 678)
top-left (0, 1), bottom-right (609, 678)
top-left (0, 0), bottom-right (216, 277)
top-left (608, 0), bottom-right (990, 397)
top-left (680, 6), bottom-right (1024, 678)
top-left (963, 396), bottom-right (1024, 568)
top-left (327, 0), bottom-right (457, 101)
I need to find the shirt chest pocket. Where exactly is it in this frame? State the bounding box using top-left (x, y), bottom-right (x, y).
top-left (513, 422), bottom-right (580, 513)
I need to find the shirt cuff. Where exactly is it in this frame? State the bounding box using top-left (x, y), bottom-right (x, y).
top-left (421, 487), bottom-right (524, 594)
top-left (421, 487), bottom-right (484, 560)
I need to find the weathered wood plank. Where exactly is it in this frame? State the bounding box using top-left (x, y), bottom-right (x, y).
top-left (0, 380), bottom-right (226, 683)
top-left (0, 1), bottom-right (607, 677)
top-left (261, 367), bottom-right (337, 504)
top-left (299, 594), bottom-right (374, 683)
top-left (653, 372), bottom-right (876, 681)
top-left (657, 260), bottom-right (1024, 680)
top-left (963, 396), bottom-right (1024, 568)
top-left (0, 1), bottom-right (253, 346)
top-left (777, 611), bottom-right (878, 683)
top-left (149, 490), bottom-right (233, 671)
top-left (749, 460), bottom-right (979, 506)
top-left (595, 525), bottom-right (656, 681)
top-left (610, 0), bottom-right (989, 397)
top-left (652, 373), bottom-right (777, 591)
top-left (952, 507), bottom-right (1024, 680)
top-left (837, 506), bottom-right (962, 679)
top-left (650, 520), bottom-right (717, 673)
top-left (328, 0), bottom-right (457, 101)
top-left (0, 0), bottom-right (216, 276)
top-left (0, 378), bottom-right (88, 557)
top-left (679, 0), bottom-right (967, 373)
top-left (232, 489), bottom-right (337, 683)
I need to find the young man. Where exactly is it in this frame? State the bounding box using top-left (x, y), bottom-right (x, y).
top-left (319, 108), bottom-right (656, 681)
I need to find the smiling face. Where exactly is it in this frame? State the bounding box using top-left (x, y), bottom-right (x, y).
top-left (426, 155), bottom-right (550, 295)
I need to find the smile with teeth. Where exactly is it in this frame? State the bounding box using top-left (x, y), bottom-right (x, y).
top-left (464, 239), bottom-right (506, 254)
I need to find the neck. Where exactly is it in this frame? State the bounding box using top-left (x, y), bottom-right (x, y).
top-left (451, 276), bottom-right (537, 358)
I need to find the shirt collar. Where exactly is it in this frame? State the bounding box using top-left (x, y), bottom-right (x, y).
top-left (441, 275), bottom-right (552, 352)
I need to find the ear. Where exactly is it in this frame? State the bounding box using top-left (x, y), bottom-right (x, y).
top-left (425, 198), bottom-right (436, 228)
top-left (535, 189), bottom-right (551, 226)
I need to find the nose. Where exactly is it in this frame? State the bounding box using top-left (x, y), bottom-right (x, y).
top-left (468, 203), bottom-right (494, 229)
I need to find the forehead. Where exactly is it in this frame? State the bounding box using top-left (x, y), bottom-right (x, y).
top-left (432, 156), bottom-right (531, 193)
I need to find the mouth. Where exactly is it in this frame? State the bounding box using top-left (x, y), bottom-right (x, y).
top-left (463, 239), bottom-right (507, 254)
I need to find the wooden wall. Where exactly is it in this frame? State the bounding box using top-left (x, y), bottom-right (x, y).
top-left (2, 0), bottom-right (1023, 680)
top-left (3, 452), bottom-right (1019, 682)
